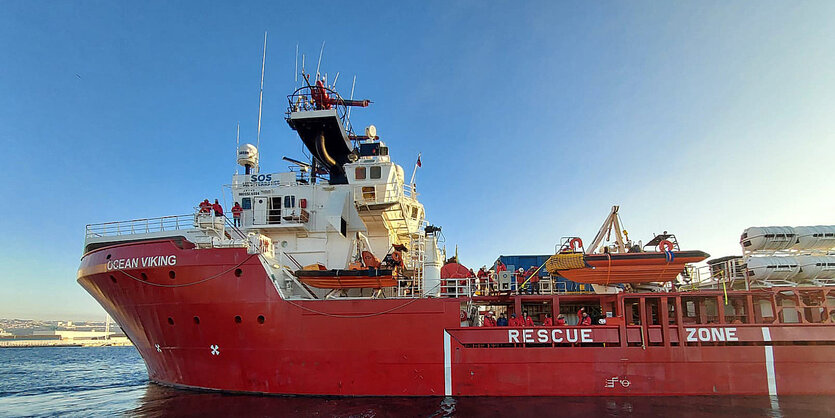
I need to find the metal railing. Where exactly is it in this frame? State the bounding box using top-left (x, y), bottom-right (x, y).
top-left (354, 182), bottom-right (419, 206)
top-left (286, 85), bottom-right (355, 135)
top-left (441, 277), bottom-right (474, 298)
top-left (85, 214), bottom-right (194, 238)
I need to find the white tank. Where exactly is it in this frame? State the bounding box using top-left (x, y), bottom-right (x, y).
top-left (422, 234), bottom-right (442, 297)
top-left (740, 226), bottom-right (797, 252)
top-left (745, 256), bottom-right (800, 281)
top-left (794, 226), bottom-right (835, 251)
top-left (795, 256), bottom-right (835, 281)
top-left (237, 144), bottom-right (258, 168)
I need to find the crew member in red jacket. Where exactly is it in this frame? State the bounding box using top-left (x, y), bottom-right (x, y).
top-left (556, 314), bottom-right (566, 326)
top-left (482, 311), bottom-right (497, 327)
top-left (509, 313), bottom-right (520, 327)
top-left (526, 266), bottom-right (540, 295)
top-left (542, 314), bottom-right (553, 326)
top-left (476, 267), bottom-right (489, 294)
top-left (212, 199), bottom-right (223, 217)
top-left (199, 199), bottom-right (211, 213)
top-left (578, 308), bottom-right (592, 326)
top-left (231, 202), bottom-right (243, 226)
top-left (522, 311), bottom-right (535, 327)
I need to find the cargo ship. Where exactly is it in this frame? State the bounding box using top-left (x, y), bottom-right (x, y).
top-left (77, 66), bottom-right (835, 397)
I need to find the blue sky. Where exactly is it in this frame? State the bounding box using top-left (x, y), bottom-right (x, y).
top-left (1, 1), bottom-right (833, 320)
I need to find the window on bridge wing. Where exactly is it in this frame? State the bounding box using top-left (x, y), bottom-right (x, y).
top-left (355, 167), bottom-right (366, 180)
top-left (370, 166), bottom-right (382, 179)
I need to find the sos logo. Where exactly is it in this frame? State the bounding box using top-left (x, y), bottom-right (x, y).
top-left (251, 174), bottom-right (273, 182)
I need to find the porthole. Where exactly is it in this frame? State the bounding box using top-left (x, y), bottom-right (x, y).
top-left (141, 273), bottom-right (148, 280)
top-left (169, 270), bottom-right (176, 280)
top-left (193, 316), bottom-right (200, 325)
top-left (106, 254), bottom-right (111, 260)
top-left (257, 315), bottom-right (265, 324)
top-left (167, 317), bottom-right (174, 325)
top-left (234, 315), bottom-right (242, 324)
top-left (235, 268), bottom-right (243, 277)
top-left (110, 275), bottom-right (116, 284)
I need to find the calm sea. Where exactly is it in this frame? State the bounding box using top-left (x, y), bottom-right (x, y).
top-left (0, 346), bottom-right (832, 417)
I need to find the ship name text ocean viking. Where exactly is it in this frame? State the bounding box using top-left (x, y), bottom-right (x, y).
top-left (106, 255), bottom-right (177, 270)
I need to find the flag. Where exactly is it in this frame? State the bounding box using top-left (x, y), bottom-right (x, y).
top-left (416, 154), bottom-right (422, 167)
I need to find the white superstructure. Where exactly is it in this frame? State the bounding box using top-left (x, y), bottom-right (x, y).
top-left (83, 74), bottom-right (445, 301)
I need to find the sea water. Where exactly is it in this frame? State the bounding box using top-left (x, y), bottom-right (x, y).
top-left (0, 346), bottom-right (832, 417)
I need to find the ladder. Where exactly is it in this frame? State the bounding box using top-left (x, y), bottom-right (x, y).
top-left (406, 233), bottom-right (426, 296)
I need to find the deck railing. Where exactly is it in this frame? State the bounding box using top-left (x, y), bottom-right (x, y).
top-left (85, 214), bottom-right (194, 238)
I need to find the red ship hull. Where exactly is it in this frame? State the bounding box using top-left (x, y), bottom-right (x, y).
top-left (78, 240), bottom-right (835, 396)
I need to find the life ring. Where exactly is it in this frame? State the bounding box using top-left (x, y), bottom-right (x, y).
top-left (658, 240), bottom-right (674, 252)
top-left (569, 237), bottom-right (583, 251)
top-left (391, 251), bottom-right (402, 264)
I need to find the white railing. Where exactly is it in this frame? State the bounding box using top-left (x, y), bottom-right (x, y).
top-left (441, 277), bottom-right (475, 298)
top-left (85, 214), bottom-right (194, 238)
top-left (354, 182), bottom-right (419, 206)
top-left (402, 183), bottom-right (418, 199)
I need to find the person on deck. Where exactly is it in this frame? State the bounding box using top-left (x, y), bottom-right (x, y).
top-left (212, 199), bottom-right (223, 217)
top-left (528, 267), bottom-right (541, 295)
top-left (477, 267), bottom-right (489, 294)
top-left (556, 314), bottom-right (566, 326)
top-left (522, 311), bottom-right (535, 327)
top-left (579, 311), bottom-right (592, 326)
top-left (542, 314), bottom-right (553, 326)
top-left (482, 311), bottom-right (497, 327)
top-left (509, 313), bottom-right (520, 327)
top-left (516, 268), bottom-right (526, 294)
top-left (231, 202), bottom-right (243, 226)
top-left (497, 313), bottom-right (508, 327)
top-left (199, 199), bottom-right (212, 213)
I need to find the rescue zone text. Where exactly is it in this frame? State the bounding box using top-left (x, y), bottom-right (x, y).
top-left (509, 328), bottom-right (594, 343)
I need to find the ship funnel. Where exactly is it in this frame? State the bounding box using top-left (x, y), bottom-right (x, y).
top-left (237, 144), bottom-right (259, 174)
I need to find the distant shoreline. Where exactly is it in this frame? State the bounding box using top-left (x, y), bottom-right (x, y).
top-left (0, 339), bottom-right (133, 348)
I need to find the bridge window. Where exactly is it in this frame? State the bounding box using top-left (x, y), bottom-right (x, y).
top-left (241, 198), bottom-right (251, 209)
top-left (370, 166), bottom-right (382, 179)
top-left (355, 167), bottom-right (366, 180)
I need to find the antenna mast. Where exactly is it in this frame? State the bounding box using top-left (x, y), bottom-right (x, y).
top-left (346, 75), bottom-right (357, 120)
top-left (315, 41), bottom-right (325, 80)
top-left (256, 31), bottom-right (267, 172)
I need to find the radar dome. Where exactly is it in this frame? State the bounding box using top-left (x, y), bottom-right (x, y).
top-left (237, 144), bottom-right (258, 167)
